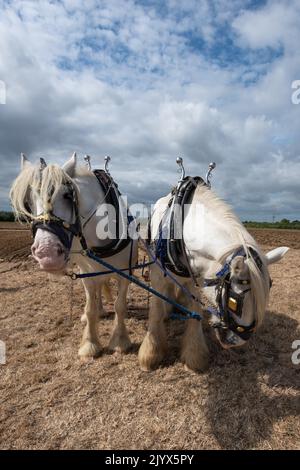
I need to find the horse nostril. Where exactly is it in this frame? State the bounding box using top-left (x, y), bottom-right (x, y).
top-left (57, 245), bottom-right (64, 256)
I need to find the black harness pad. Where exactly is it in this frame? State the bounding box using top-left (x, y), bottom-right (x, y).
top-left (162, 176), bottom-right (206, 277)
top-left (93, 170), bottom-right (121, 213)
top-left (92, 170), bottom-right (131, 258)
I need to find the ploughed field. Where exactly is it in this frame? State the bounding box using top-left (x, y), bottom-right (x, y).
top-left (0, 223), bottom-right (299, 450)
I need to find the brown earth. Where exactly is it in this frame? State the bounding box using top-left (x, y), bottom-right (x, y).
top-left (248, 228), bottom-right (300, 251)
top-left (0, 224), bottom-right (299, 450)
top-left (0, 224), bottom-right (32, 261)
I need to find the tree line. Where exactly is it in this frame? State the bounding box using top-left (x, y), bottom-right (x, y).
top-left (0, 211), bottom-right (15, 222)
top-left (0, 211), bottom-right (299, 229)
top-left (244, 219), bottom-right (300, 230)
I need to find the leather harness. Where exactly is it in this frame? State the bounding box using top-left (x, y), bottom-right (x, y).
top-left (153, 176), bottom-right (206, 279)
top-left (32, 169), bottom-right (132, 259)
top-left (167, 176), bottom-right (206, 279)
top-left (150, 176), bottom-right (268, 342)
top-left (91, 170), bottom-right (132, 258)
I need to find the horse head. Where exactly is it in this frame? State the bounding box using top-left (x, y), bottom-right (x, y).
top-left (10, 153), bottom-right (84, 273)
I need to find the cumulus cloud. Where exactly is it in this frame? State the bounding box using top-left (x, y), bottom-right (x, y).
top-left (0, 0), bottom-right (299, 221)
top-left (232, 0), bottom-right (300, 50)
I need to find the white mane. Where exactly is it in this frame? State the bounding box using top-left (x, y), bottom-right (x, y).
top-left (193, 184), bottom-right (270, 327)
top-left (10, 164), bottom-right (75, 222)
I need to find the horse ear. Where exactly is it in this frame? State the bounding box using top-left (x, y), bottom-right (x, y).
top-left (63, 152), bottom-right (77, 177)
top-left (21, 153), bottom-right (30, 171)
top-left (265, 247), bottom-right (289, 265)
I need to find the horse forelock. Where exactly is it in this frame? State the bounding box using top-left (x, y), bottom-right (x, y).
top-left (219, 242), bottom-right (269, 327)
top-left (193, 185), bottom-right (269, 326)
top-left (245, 249), bottom-right (270, 327)
top-left (10, 164), bottom-right (76, 222)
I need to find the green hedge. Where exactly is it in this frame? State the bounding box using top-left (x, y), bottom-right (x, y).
top-left (244, 219), bottom-right (300, 230)
top-left (0, 211), bottom-right (15, 222)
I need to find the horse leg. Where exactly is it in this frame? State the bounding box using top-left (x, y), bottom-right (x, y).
top-left (81, 279), bottom-right (112, 323)
top-left (97, 285), bottom-right (109, 319)
top-left (102, 279), bottom-right (113, 303)
top-left (138, 270), bottom-right (174, 371)
top-left (78, 279), bottom-right (101, 358)
top-left (108, 278), bottom-right (131, 353)
top-left (179, 285), bottom-right (209, 372)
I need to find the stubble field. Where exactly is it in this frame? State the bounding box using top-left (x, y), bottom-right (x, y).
top-left (0, 224), bottom-right (299, 450)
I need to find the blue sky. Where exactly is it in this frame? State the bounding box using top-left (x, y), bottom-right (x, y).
top-left (0, 0), bottom-right (299, 221)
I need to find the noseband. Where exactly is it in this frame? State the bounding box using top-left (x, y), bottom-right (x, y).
top-left (207, 247), bottom-right (269, 342)
top-left (31, 181), bottom-right (86, 252)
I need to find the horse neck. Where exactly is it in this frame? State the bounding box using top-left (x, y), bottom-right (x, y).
top-left (183, 186), bottom-right (257, 274)
top-left (74, 172), bottom-right (129, 248)
top-left (74, 172), bottom-right (107, 247)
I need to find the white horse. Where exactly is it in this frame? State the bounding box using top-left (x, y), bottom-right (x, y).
top-left (138, 182), bottom-right (289, 372)
top-left (10, 153), bottom-right (138, 358)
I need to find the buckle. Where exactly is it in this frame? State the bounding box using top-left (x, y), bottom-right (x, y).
top-left (228, 297), bottom-right (238, 312)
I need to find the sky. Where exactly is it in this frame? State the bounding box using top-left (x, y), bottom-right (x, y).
top-left (0, 0), bottom-right (299, 221)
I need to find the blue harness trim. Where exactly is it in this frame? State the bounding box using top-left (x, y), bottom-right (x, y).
top-left (71, 260), bottom-right (155, 279)
top-left (71, 250), bottom-right (203, 322)
top-left (140, 235), bottom-right (204, 308)
top-left (170, 311), bottom-right (202, 321)
top-left (215, 263), bottom-right (230, 278)
top-left (155, 225), bottom-right (168, 273)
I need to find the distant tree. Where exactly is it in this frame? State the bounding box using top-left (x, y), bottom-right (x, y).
top-left (243, 219), bottom-right (299, 230)
top-left (0, 211), bottom-right (15, 222)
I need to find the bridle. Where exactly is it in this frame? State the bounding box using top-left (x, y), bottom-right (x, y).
top-left (27, 166), bottom-right (133, 258)
top-left (30, 180), bottom-right (88, 253)
top-left (206, 247), bottom-right (271, 343)
top-left (24, 168), bottom-right (270, 346)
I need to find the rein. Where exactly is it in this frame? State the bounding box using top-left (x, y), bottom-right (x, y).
top-left (27, 171), bottom-right (267, 340)
top-left (27, 172), bottom-right (203, 321)
top-left (68, 249), bottom-right (202, 322)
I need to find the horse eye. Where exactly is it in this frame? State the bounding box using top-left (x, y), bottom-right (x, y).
top-left (63, 193), bottom-right (73, 201)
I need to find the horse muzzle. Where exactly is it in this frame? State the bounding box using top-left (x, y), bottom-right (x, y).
top-left (31, 230), bottom-right (69, 273)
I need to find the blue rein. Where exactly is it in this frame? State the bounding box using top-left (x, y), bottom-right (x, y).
top-left (69, 249), bottom-right (203, 322)
top-left (68, 231), bottom-right (244, 324)
top-left (68, 243), bottom-right (238, 323)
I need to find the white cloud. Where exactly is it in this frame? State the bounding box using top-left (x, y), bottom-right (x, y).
top-left (0, 0), bottom-right (299, 221)
top-left (233, 1), bottom-right (300, 51)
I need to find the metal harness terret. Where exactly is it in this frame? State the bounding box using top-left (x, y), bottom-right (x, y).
top-left (28, 157), bottom-right (268, 345)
